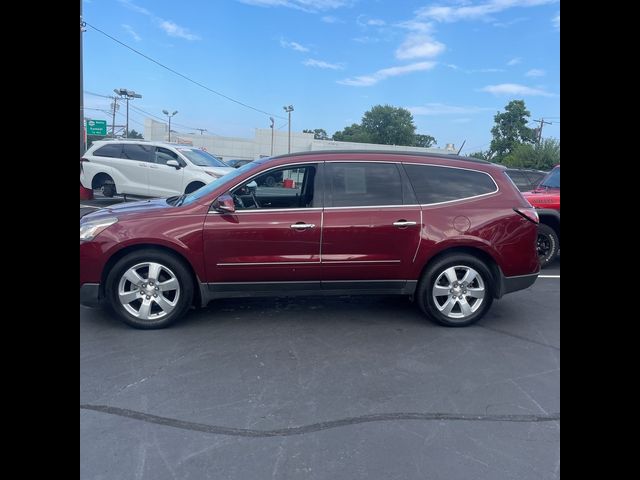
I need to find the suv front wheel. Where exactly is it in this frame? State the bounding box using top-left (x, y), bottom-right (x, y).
top-left (417, 253), bottom-right (494, 327)
top-left (105, 249), bottom-right (194, 329)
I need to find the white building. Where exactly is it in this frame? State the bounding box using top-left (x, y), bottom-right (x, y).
top-left (144, 118), bottom-right (456, 161)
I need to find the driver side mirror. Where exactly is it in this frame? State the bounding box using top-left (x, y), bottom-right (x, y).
top-left (166, 160), bottom-right (181, 169)
top-left (213, 194), bottom-right (235, 213)
top-left (247, 180), bottom-right (258, 193)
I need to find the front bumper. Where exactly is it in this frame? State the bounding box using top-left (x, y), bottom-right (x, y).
top-left (80, 283), bottom-right (102, 307)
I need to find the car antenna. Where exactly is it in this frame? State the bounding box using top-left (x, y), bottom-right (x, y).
top-left (457, 140), bottom-right (466, 155)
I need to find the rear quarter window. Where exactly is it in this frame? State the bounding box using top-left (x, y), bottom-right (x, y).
top-left (93, 143), bottom-right (122, 158)
top-left (403, 164), bottom-right (497, 204)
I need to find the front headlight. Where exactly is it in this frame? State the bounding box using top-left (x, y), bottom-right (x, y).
top-left (80, 217), bottom-right (118, 241)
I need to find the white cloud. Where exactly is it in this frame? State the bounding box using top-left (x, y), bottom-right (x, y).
top-left (118, 0), bottom-right (151, 16)
top-left (321, 15), bottom-right (343, 23)
top-left (507, 57), bottom-right (522, 66)
top-left (303, 58), bottom-right (344, 69)
top-left (367, 19), bottom-right (386, 26)
top-left (525, 68), bottom-right (545, 77)
top-left (417, 0), bottom-right (558, 23)
top-left (395, 34), bottom-right (445, 59)
top-left (280, 39), bottom-right (310, 52)
top-left (408, 103), bottom-right (493, 115)
top-left (481, 83), bottom-right (554, 97)
top-left (396, 20), bottom-right (434, 33)
top-left (118, 0), bottom-right (200, 41)
top-left (337, 61), bottom-right (436, 87)
top-left (159, 21), bottom-right (200, 40)
top-left (122, 24), bottom-right (141, 41)
top-left (552, 13), bottom-right (560, 30)
top-left (353, 36), bottom-right (380, 44)
top-left (237, 0), bottom-right (354, 12)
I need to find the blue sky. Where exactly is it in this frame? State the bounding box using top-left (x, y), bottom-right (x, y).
top-left (82, 0), bottom-right (560, 154)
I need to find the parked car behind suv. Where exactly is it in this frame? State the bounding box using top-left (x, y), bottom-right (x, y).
top-left (80, 140), bottom-right (234, 198)
top-left (504, 167), bottom-right (547, 192)
top-left (523, 164), bottom-right (560, 267)
top-left (225, 159), bottom-right (254, 169)
top-left (80, 150), bottom-right (540, 329)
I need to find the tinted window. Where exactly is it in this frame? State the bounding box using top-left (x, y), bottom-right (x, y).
top-left (122, 144), bottom-right (153, 162)
top-left (93, 143), bottom-right (122, 158)
top-left (506, 170), bottom-right (529, 190)
top-left (540, 167), bottom-right (560, 188)
top-left (328, 162), bottom-right (402, 207)
top-left (404, 164), bottom-right (497, 204)
top-left (155, 147), bottom-right (180, 165)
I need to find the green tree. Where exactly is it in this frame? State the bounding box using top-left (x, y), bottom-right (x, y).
top-left (489, 100), bottom-right (537, 162)
top-left (503, 138), bottom-right (559, 170)
top-left (468, 151), bottom-right (492, 161)
top-left (361, 105), bottom-right (416, 146)
top-left (332, 123), bottom-right (372, 143)
top-left (127, 129), bottom-right (144, 139)
top-left (413, 134), bottom-right (437, 148)
top-left (303, 128), bottom-right (329, 140)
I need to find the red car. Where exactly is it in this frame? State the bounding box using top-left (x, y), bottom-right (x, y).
top-left (80, 151), bottom-right (540, 329)
top-left (523, 165), bottom-right (560, 268)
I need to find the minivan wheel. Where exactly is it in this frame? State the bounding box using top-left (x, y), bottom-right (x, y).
top-left (185, 182), bottom-right (205, 194)
top-left (537, 224), bottom-right (559, 268)
top-left (101, 182), bottom-right (116, 198)
top-left (105, 250), bottom-right (194, 329)
top-left (417, 253), bottom-right (494, 327)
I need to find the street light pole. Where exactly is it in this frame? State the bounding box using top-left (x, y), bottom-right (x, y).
top-left (270, 117), bottom-right (275, 156)
top-left (283, 105), bottom-right (294, 154)
top-left (163, 110), bottom-right (178, 142)
top-left (114, 89), bottom-right (142, 138)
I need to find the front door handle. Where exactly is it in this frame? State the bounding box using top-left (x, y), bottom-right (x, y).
top-left (393, 220), bottom-right (417, 227)
top-left (290, 223), bottom-right (316, 230)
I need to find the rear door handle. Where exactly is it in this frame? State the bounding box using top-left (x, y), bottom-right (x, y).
top-left (393, 220), bottom-right (417, 227)
top-left (290, 223), bottom-right (315, 230)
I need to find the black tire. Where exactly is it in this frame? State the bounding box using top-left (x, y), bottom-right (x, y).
top-left (537, 224), bottom-right (559, 268)
top-left (416, 253), bottom-right (494, 327)
top-left (185, 182), bottom-right (205, 194)
top-left (105, 249), bottom-right (194, 329)
top-left (264, 175), bottom-right (276, 187)
top-left (101, 182), bottom-right (116, 198)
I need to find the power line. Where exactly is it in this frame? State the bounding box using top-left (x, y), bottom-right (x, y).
top-left (84, 21), bottom-right (286, 120)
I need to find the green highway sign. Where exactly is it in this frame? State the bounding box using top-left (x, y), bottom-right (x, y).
top-left (86, 119), bottom-right (107, 136)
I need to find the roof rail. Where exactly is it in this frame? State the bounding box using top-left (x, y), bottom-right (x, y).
top-left (268, 149), bottom-right (491, 164)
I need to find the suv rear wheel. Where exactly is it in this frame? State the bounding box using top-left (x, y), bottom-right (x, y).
top-left (105, 249), bottom-right (194, 329)
top-left (417, 253), bottom-right (494, 327)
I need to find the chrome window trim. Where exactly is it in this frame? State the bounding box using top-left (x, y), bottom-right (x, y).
top-left (208, 208), bottom-right (322, 214)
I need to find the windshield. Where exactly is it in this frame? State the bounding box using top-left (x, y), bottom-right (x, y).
top-left (539, 166), bottom-right (560, 188)
top-left (180, 159), bottom-right (268, 206)
top-left (177, 148), bottom-right (228, 167)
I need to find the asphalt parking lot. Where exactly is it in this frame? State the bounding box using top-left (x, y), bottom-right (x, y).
top-left (80, 197), bottom-right (560, 480)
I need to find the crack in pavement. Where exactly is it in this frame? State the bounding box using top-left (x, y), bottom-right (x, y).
top-left (80, 404), bottom-right (560, 438)
top-left (477, 325), bottom-right (560, 351)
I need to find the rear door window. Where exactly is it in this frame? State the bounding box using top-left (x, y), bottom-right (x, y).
top-left (326, 162), bottom-right (403, 207)
top-left (122, 144), bottom-right (154, 162)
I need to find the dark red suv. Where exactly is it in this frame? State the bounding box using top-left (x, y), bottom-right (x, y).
top-left (80, 151), bottom-right (540, 329)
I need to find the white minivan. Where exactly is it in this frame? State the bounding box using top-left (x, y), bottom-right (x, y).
top-left (80, 140), bottom-right (235, 198)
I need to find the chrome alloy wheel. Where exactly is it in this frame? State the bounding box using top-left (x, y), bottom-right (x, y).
top-left (432, 265), bottom-right (485, 321)
top-left (117, 262), bottom-right (180, 321)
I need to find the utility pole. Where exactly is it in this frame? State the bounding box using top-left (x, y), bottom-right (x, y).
top-left (533, 118), bottom-right (552, 144)
top-left (269, 117), bottom-right (275, 156)
top-left (111, 97), bottom-right (119, 137)
top-left (283, 105), bottom-right (294, 154)
top-left (80, 0), bottom-right (86, 156)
